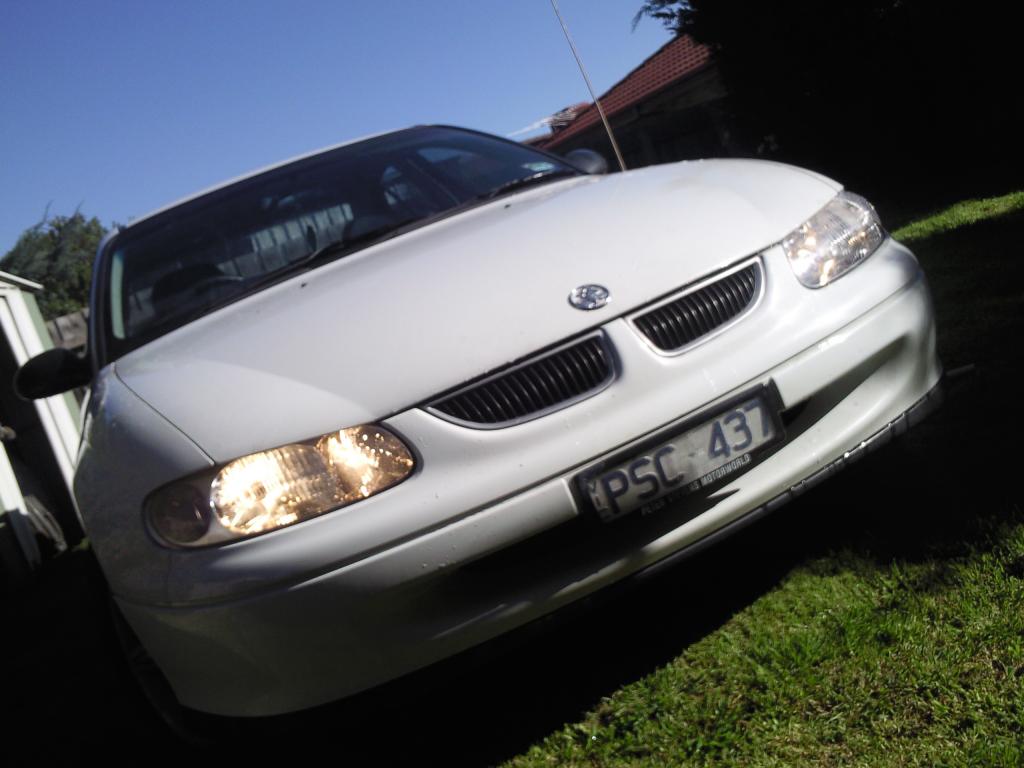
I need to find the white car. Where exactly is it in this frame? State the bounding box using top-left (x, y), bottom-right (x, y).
top-left (16, 125), bottom-right (941, 718)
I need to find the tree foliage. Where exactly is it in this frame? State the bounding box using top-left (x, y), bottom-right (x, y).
top-left (1, 211), bottom-right (106, 320)
top-left (632, 1), bottom-right (697, 33)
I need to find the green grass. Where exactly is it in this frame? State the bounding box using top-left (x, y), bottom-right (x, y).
top-left (506, 531), bottom-right (1024, 767)
top-left (502, 193), bottom-right (1024, 767)
top-left (891, 190), bottom-right (1024, 244)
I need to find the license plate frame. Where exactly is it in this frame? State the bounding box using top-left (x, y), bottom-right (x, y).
top-left (574, 384), bottom-right (786, 523)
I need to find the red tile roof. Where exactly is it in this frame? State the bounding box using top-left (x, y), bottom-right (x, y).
top-left (538, 35), bottom-right (711, 148)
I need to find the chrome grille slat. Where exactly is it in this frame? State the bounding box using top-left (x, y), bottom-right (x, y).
top-left (467, 389), bottom-right (495, 422)
top-left (540, 355), bottom-right (574, 400)
top-left (632, 261), bottom-right (761, 353)
top-left (564, 347), bottom-right (591, 390)
top-left (429, 334), bottom-right (615, 427)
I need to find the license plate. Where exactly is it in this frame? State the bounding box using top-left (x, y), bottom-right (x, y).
top-left (580, 393), bottom-right (781, 522)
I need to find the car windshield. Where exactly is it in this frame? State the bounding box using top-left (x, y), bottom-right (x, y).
top-left (100, 126), bottom-right (579, 363)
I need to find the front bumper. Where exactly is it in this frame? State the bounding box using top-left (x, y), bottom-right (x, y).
top-left (118, 241), bottom-right (941, 716)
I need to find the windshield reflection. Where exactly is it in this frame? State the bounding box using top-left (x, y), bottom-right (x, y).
top-left (102, 126), bottom-right (578, 363)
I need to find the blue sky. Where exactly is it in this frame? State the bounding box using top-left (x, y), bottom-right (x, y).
top-left (0, 1), bottom-right (672, 253)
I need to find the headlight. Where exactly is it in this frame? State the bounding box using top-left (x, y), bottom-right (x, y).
top-left (146, 425), bottom-right (415, 548)
top-left (782, 191), bottom-right (885, 288)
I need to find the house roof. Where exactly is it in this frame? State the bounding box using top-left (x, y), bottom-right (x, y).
top-left (537, 34), bottom-right (711, 149)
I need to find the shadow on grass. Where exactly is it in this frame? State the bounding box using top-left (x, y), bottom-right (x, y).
top-left (3, 212), bottom-right (1021, 763)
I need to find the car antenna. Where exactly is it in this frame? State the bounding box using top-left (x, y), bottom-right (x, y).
top-left (548, 0), bottom-right (628, 172)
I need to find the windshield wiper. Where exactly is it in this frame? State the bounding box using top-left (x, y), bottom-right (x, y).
top-left (232, 221), bottom-right (415, 297)
top-left (296, 220), bottom-right (417, 269)
top-left (478, 169), bottom-right (579, 201)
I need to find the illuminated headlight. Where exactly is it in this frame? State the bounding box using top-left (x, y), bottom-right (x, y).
top-left (146, 425), bottom-right (415, 548)
top-left (782, 191), bottom-right (885, 288)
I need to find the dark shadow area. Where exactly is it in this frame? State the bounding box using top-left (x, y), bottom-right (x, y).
top-left (2, 208), bottom-right (1021, 763)
top-left (611, 3), bottom-right (1024, 235)
top-left (0, 548), bottom-right (171, 754)
top-left (685, 1), bottom-right (1022, 206)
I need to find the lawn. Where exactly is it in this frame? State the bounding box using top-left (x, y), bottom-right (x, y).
top-left (4, 192), bottom-right (1023, 762)
top-left (501, 192), bottom-right (1024, 767)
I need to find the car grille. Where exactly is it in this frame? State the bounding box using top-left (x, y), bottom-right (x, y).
top-left (631, 260), bottom-right (761, 352)
top-left (429, 334), bottom-right (614, 427)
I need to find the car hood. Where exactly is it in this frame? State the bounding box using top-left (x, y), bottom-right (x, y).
top-left (116, 158), bottom-right (840, 461)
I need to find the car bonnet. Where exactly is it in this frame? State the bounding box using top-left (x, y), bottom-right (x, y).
top-left (114, 158), bottom-right (840, 462)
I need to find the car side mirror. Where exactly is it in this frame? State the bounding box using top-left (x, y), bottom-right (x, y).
top-left (14, 348), bottom-right (92, 400)
top-left (564, 149), bottom-right (609, 175)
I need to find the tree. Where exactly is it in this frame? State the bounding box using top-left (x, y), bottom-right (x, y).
top-left (632, 1), bottom-right (697, 34)
top-left (1, 211), bottom-right (107, 320)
